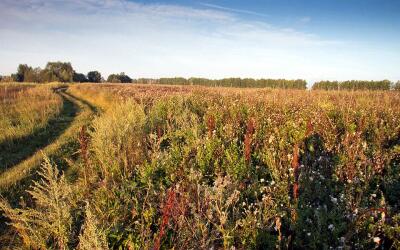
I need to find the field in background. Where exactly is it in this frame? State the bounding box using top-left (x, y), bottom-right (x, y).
top-left (0, 83), bottom-right (400, 249)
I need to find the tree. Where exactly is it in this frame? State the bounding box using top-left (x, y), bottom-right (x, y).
top-left (87, 71), bottom-right (102, 83)
top-left (312, 80), bottom-right (392, 91)
top-left (73, 72), bottom-right (88, 83)
top-left (44, 62), bottom-right (74, 82)
top-left (107, 74), bottom-right (120, 83)
top-left (394, 81), bottom-right (400, 91)
top-left (12, 64), bottom-right (42, 82)
top-left (107, 72), bottom-right (132, 83)
top-left (118, 73), bottom-right (132, 83)
top-left (15, 64), bottom-right (31, 82)
top-left (25, 67), bottom-right (42, 82)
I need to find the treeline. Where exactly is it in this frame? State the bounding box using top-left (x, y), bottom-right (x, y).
top-left (135, 77), bottom-right (307, 89)
top-left (2, 62), bottom-right (103, 83)
top-left (312, 80), bottom-right (398, 91)
top-left (1, 62), bottom-right (134, 84)
top-left (2, 62), bottom-right (399, 91)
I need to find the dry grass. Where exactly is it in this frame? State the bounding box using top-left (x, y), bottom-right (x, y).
top-left (0, 83), bottom-right (63, 144)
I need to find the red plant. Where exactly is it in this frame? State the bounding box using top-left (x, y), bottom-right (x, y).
top-left (154, 188), bottom-right (177, 250)
top-left (293, 183), bottom-right (299, 200)
top-left (291, 144), bottom-right (300, 201)
top-left (305, 119), bottom-right (313, 137)
top-left (157, 125), bottom-right (163, 138)
top-left (244, 118), bottom-right (256, 163)
top-left (207, 115), bottom-right (215, 137)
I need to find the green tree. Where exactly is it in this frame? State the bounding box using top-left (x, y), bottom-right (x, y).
top-left (87, 71), bottom-right (102, 83)
top-left (107, 72), bottom-right (132, 83)
top-left (313, 80), bottom-right (392, 91)
top-left (394, 81), bottom-right (400, 91)
top-left (12, 64), bottom-right (43, 82)
top-left (118, 73), bottom-right (132, 83)
top-left (73, 72), bottom-right (88, 82)
top-left (15, 64), bottom-right (31, 82)
top-left (25, 67), bottom-right (42, 82)
top-left (43, 62), bottom-right (74, 82)
top-left (107, 74), bottom-right (121, 83)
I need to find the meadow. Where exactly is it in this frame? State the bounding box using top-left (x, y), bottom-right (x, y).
top-left (0, 82), bottom-right (399, 249)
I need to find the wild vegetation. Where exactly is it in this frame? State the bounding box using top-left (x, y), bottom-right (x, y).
top-left (0, 83), bottom-right (400, 249)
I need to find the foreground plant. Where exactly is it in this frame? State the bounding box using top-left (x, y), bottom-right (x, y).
top-left (0, 157), bottom-right (73, 249)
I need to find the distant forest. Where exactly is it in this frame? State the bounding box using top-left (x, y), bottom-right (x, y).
top-left (1, 62), bottom-right (399, 90)
top-left (312, 80), bottom-right (396, 91)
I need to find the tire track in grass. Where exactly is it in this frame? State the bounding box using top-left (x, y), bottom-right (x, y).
top-left (0, 87), bottom-right (100, 246)
top-left (0, 89), bottom-right (77, 174)
top-left (0, 87), bottom-right (97, 196)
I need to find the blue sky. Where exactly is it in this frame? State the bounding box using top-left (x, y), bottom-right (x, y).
top-left (0, 0), bottom-right (399, 84)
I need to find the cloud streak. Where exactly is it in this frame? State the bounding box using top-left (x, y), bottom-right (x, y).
top-left (199, 2), bottom-right (269, 18)
top-left (0, 0), bottom-right (234, 22)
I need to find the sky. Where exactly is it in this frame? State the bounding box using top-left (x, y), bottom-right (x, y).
top-left (0, 0), bottom-right (399, 84)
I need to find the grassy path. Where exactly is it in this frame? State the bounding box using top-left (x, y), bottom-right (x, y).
top-left (0, 89), bottom-right (77, 174)
top-left (0, 87), bottom-right (97, 196)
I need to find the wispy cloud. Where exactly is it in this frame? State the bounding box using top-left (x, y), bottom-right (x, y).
top-left (0, 0), bottom-right (234, 21)
top-left (299, 16), bottom-right (311, 24)
top-left (199, 2), bottom-right (269, 18)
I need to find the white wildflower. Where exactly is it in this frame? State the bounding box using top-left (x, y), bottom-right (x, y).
top-left (373, 237), bottom-right (380, 244)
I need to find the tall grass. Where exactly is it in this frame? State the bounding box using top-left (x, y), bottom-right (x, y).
top-left (0, 83), bottom-right (62, 144)
top-left (90, 99), bottom-right (146, 179)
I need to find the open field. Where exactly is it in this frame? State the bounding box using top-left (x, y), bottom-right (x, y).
top-left (0, 83), bottom-right (400, 249)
